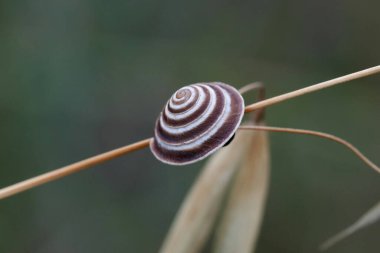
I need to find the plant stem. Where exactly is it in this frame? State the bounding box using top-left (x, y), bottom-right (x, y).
top-left (239, 125), bottom-right (380, 174)
top-left (244, 65), bottom-right (380, 113)
top-left (239, 82), bottom-right (266, 122)
top-left (0, 138), bottom-right (152, 200)
top-left (0, 66), bottom-right (379, 200)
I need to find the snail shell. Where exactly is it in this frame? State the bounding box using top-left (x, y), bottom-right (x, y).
top-left (150, 82), bottom-right (244, 165)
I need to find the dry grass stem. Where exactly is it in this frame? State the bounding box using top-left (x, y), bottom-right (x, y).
top-left (213, 125), bottom-right (270, 253)
top-left (245, 65), bottom-right (380, 113)
top-left (159, 129), bottom-right (255, 253)
top-left (0, 138), bottom-right (152, 200)
top-left (239, 82), bottom-right (266, 122)
top-left (320, 201), bottom-right (380, 250)
top-left (0, 65), bottom-right (379, 200)
top-left (239, 125), bottom-right (380, 174)
top-left (238, 82), bottom-right (264, 94)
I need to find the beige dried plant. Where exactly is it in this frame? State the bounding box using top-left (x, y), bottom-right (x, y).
top-left (157, 105), bottom-right (270, 253)
top-left (321, 201), bottom-right (380, 250)
top-left (1, 66), bottom-right (379, 200)
top-left (0, 66), bottom-right (379, 253)
top-left (212, 124), bottom-right (269, 253)
top-left (159, 123), bottom-right (268, 253)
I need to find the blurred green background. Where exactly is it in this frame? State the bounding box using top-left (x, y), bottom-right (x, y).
top-left (1, 0), bottom-right (379, 252)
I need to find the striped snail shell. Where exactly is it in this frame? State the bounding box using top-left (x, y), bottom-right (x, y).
top-left (150, 82), bottom-right (245, 165)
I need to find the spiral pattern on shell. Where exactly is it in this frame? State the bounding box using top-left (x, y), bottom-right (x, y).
top-left (150, 82), bottom-right (245, 165)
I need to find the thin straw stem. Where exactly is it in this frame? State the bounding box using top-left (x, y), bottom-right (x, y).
top-left (244, 66), bottom-right (380, 113)
top-left (238, 82), bottom-right (264, 95)
top-left (0, 138), bottom-right (152, 200)
top-left (239, 125), bottom-right (380, 174)
top-left (320, 201), bottom-right (380, 250)
top-left (1, 66), bottom-right (379, 200)
top-left (239, 82), bottom-right (266, 122)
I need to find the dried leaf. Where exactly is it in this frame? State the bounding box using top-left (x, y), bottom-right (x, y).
top-left (213, 126), bottom-right (270, 253)
top-left (159, 129), bottom-right (255, 253)
top-left (320, 201), bottom-right (380, 250)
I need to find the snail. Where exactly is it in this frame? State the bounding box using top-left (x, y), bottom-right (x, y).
top-left (150, 82), bottom-right (245, 165)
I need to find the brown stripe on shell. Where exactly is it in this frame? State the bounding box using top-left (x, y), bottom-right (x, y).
top-left (150, 82), bottom-right (244, 165)
top-left (164, 85), bottom-right (209, 125)
top-left (156, 87), bottom-right (224, 145)
top-left (167, 86), bottom-right (200, 113)
top-left (171, 88), bottom-right (192, 105)
top-left (158, 85), bottom-right (224, 144)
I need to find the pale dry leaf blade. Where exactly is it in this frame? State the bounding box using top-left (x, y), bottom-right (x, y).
top-left (320, 201), bottom-right (380, 250)
top-left (213, 126), bottom-right (270, 253)
top-left (159, 130), bottom-right (254, 253)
